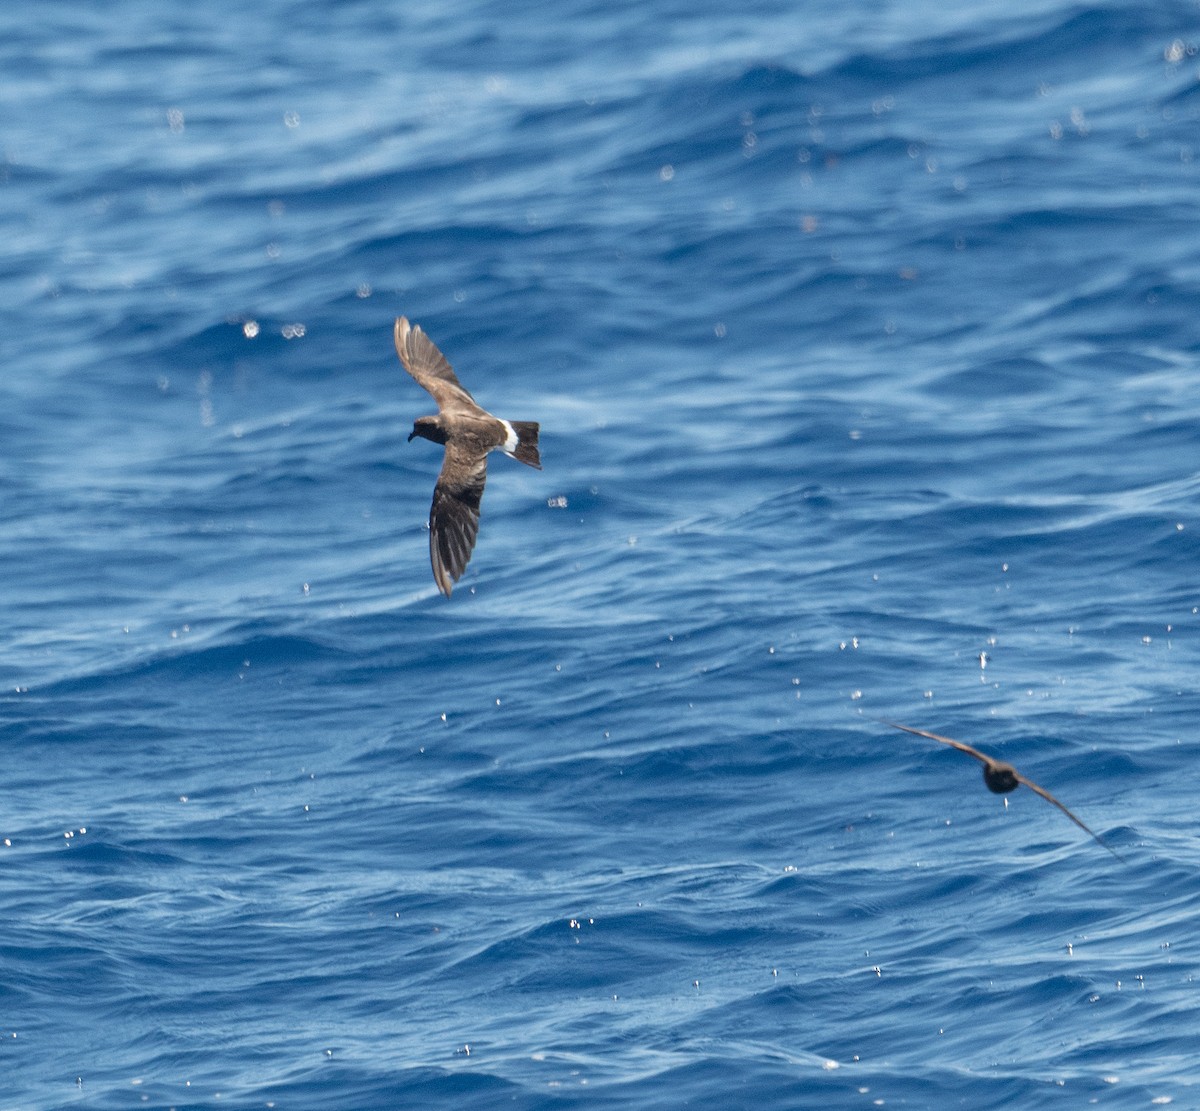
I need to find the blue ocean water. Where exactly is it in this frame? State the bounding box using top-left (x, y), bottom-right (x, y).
top-left (3, 0), bottom-right (1200, 1106)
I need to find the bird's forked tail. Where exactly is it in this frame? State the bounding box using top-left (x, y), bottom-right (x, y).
top-left (506, 421), bottom-right (541, 469)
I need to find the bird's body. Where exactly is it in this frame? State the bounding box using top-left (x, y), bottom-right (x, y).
top-left (394, 317), bottom-right (541, 596)
top-left (882, 721), bottom-right (1123, 861)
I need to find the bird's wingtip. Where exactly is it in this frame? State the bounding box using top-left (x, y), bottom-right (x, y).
top-left (431, 563), bottom-right (453, 597)
top-left (394, 317), bottom-right (415, 366)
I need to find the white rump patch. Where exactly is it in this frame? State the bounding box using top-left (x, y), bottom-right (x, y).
top-left (499, 419), bottom-right (519, 454)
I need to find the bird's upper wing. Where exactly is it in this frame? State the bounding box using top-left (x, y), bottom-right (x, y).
top-left (881, 721), bottom-right (994, 766)
top-left (428, 445), bottom-right (488, 597)
top-left (394, 316), bottom-right (477, 410)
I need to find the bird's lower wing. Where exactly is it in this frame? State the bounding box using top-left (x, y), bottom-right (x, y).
top-left (1017, 776), bottom-right (1125, 861)
top-left (429, 450), bottom-right (487, 596)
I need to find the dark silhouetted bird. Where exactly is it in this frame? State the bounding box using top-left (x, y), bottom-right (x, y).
top-left (882, 721), bottom-right (1123, 860)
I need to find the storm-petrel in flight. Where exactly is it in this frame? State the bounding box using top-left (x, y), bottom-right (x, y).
top-left (882, 721), bottom-right (1123, 860)
top-left (394, 316), bottom-right (541, 596)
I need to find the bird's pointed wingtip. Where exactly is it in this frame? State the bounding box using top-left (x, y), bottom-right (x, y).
top-left (430, 543), bottom-right (455, 597)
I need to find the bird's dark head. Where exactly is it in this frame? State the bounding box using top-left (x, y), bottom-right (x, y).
top-left (982, 761), bottom-right (1020, 794)
top-left (409, 415), bottom-right (447, 445)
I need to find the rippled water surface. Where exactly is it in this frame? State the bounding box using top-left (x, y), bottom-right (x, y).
top-left (3, 1), bottom-right (1200, 1107)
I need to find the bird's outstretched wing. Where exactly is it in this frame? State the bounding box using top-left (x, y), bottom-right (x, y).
top-left (882, 721), bottom-right (993, 764)
top-left (394, 316), bottom-right (477, 410)
top-left (1012, 771), bottom-right (1120, 858)
top-left (428, 445), bottom-right (488, 596)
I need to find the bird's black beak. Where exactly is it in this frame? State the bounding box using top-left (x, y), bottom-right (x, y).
top-left (407, 431), bottom-right (416, 442)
